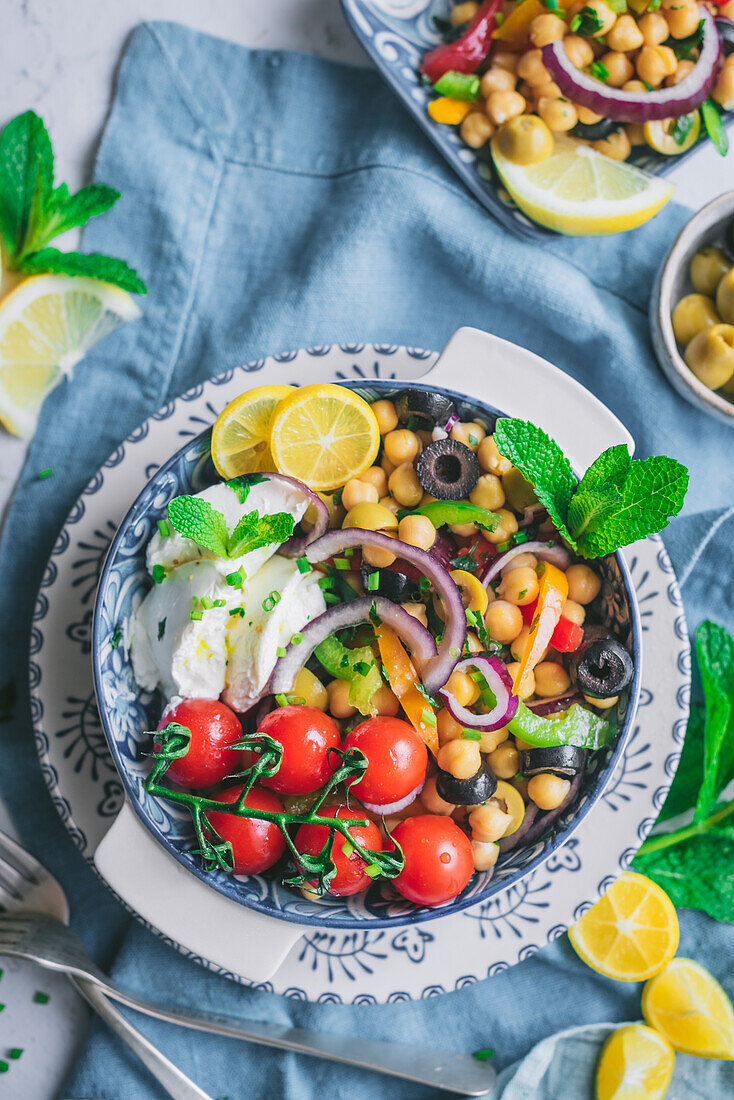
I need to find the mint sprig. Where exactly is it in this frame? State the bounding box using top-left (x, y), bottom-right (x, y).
top-left (493, 419), bottom-right (688, 558)
top-left (0, 111), bottom-right (146, 293)
top-left (166, 493), bottom-right (294, 561)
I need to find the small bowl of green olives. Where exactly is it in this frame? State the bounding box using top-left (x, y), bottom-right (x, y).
top-left (651, 191), bottom-right (734, 426)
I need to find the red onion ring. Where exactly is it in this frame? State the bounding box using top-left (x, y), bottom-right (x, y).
top-left (251, 473), bottom-right (329, 557)
top-left (439, 655), bottom-right (518, 731)
top-left (528, 692), bottom-right (583, 717)
top-left (303, 528), bottom-right (466, 694)
top-left (269, 596), bottom-right (437, 695)
top-left (359, 779), bottom-right (425, 816)
top-left (519, 504), bottom-right (547, 528)
top-left (543, 7), bottom-right (721, 122)
top-left (481, 541), bottom-right (571, 587)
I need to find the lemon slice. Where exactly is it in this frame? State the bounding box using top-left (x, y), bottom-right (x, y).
top-left (211, 384), bottom-right (295, 478)
top-left (0, 274), bottom-right (140, 437)
top-left (568, 871), bottom-right (679, 981)
top-left (269, 383), bottom-right (380, 491)
top-left (492, 135), bottom-right (674, 236)
top-left (642, 958), bottom-right (734, 1059)
top-left (595, 1024), bottom-right (674, 1100)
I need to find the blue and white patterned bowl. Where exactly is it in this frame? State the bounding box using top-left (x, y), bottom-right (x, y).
top-left (93, 378), bottom-right (641, 929)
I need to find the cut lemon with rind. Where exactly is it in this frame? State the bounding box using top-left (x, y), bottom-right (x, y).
top-left (595, 1024), bottom-right (674, 1100)
top-left (211, 384), bottom-right (295, 478)
top-left (492, 136), bottom-right (674, 236)
top-left (568, 871), bottom-right (679, 982)
top-left (642, 958), bottom-right (734, 1060)
top-left (269, 383), bottom-right (380, 491)
top-left (0, 274), bottom-right (140, 438)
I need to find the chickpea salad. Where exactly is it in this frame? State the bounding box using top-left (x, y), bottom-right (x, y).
top-left (421, 0), bottom-right (734, 233)
top-left (672, 228), bottom-right (734, 399)
top-left (128, 382), bottom-right (687, 907)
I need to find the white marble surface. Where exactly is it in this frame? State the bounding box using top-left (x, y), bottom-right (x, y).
top-left (0, 1), bottom-right (730, 1097)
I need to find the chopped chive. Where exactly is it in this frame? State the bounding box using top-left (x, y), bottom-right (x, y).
top-left (297, 557), bottom-right (310, 574)
top-left (225, 568), bottom-right (245, 588)
top-left (449, 646), bottom-right (461, 658)
top-left (263, 590), bottom-right (281, 611)
top-left (369, 601), bottom-right (381, 626)
top-left (157, 618), bottom-right (166, 641)
top-left (287, 695), bottom-right (306, 705)
top-left (324, 593), bottom-right (340, 605)
top-left (341, 841), bottom-right (355, 857)
top-left (200, 596), bottom-right (214, 610)
top-left (367, 571), bottom-right (380, 592)
top-left (317, 577), bottom-right (332, 589)
top-left (291, 632), bottom-right (304, 645)
top-left (229, 607), bottom-right (245, 617)
top-left (422, 707), bottom-right (437, 728)
top-left (276, 646), bottom-right (287, 658)
top-left (513, 531), bottom-right (528, 545)
top-left (8, 1049), bottom-right (22, 1060)
top-left (275, 693), bottom-right (289, 707)
top-left (190, 611), bottom-right (203, 621)
top-left (152, 564), bottom-right (166, 584)
top-left (37, 467), bottom-right (53, 479)
top-left (496, 541), bottom-right (510, 552)
top-left (334, 557), bottom-right (350, 570)
top-left (365, 863), bottom-right (382, 878)
top-left (0, 1061), bottom-right (7, 1073)
top-left (110, 624), bottom-right (122, 649)
top-left (462, 729), bottom-right (482, 741)
top-left (474, 1048), bottom-right (494, 1061)
top-left (343, 547), bottom-right (354, 558)
top-left (518, 588), bottom-right (528, 599)
top-left (157, 519), bottom-right (171, 537)
top-left (34, 991), bottom-right (50, 1004)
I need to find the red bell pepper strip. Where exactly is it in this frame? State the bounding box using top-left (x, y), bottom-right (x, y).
top-left (421, 0), bottom-right (502, 84)
top-left (513, 562), bottom-right (568, 694)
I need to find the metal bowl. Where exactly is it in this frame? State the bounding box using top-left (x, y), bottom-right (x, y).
top-left (650, 190), bottom-right (734, 426)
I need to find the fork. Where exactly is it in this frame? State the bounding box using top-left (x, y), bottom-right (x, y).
top-left (0, 828), bottom-right (496, 1096)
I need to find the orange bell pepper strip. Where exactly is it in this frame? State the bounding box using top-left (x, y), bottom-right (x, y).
top-left (513, 561), bottom-right (568, 695)
top-left (493, 0), bottom-right (570, 49)
top-left (427, 97), bottom-right (474, 125)
top-left (375, 624), bottom-right (439, 755)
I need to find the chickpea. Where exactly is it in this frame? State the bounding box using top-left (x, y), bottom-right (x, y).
top-left (585, 693), bottom-right (619, 710)
top-left (713, 56), bottom-right (734, 112)
top-left (469, 801), bottom-right (513, 842)
top-left (402, 601), bottom-right (429, 628)
top-left (398, 514), bottom-right (437, 551)
top-left (662, 0), bottom-right (700, 39)
top-left (529, 13), bottom-right (567, 46)
top-left (480, 726), bottom-right (510, 754)
top-left (498, 565), bottom-right (539, 607)
top-left (437, 707), bottom-right (464, 745)
top-left (450, 421), bottom-right (486, 450)
top-left (304, 490), bottom-right (345, 532)
top-left (371, 398), bottom-right (398, 435)
top-left (502, 551), bottom-right (538, 573)
top-left (600, 51), bottom-right (635, 88)
top-left (485, 600), bottom-right (524, 645)
top-left (472, 840), bottom-right (500, 872)
top-left (506, 661), bottom-right (535, 699)
top-left (360, 465), bottom-right (388, 497)
top-left (493, 49), bottom-right (520, 74)
top-left (327, 678), bottom-right (356, 718)
top-left (381, 455), bottom-right (396, 478)
top-left (685, 325), bottom-right (734, 391)
top-left (625, 122), bottom-right (646, 145)
top-left (487, 741), bottom-right (521, 779)
top-left (388, 463), bottom-right (422, 508)
top-left (534, 661), bottom-right (572, 698)
top-left (622, 80), bottom-right (648, 93)
top-left (527, 773), bottom-right (571, 811)
top-left (691, 247), bottom-right (732, 298)
top-left (291, 667), bottom-right (328, 710)
top-left (717, 268), bottom-right (734, 324)
top-left (451, 0), bottom-right (479, 25)
top-left (378, 495), bottom-right (401, 516)
top-left (562, 599), bottom-right (586, 626)
top-left (437, 738), bottom-right (482, 780)
top-left (477, 435), bottom-right (513, 475)
top-left (666, 59), bottom-right (695, 87)
top-left (470, 472), bottom-right (506, 511)
top-left (576, 104), bottom-right (603, 125)
top-left (564, 35), bottom-right (594, 70)
top-left (421, 774), bottom-right (455, 815)
top-left (486, 89), bottom-right (527, 126)
top-left (450, 521), bottom-right (478, 538)
top-left (672, 294), bottom-right (720, 347)
top-left (538, 97), bottom-right (578, 132)
top-left (536, 81), bottom-right (563, 101)
top-left (593, 127), bottom-right (631, 161)
top-left (460, 111), bottom-right (495, 149)
top-left (444, 668), bottom-right (481, 707)
top-left (637, 44), bottom-right (675, 86)
top-left (502, 466), bottom-right (538, 511)
top-left (511, 625), bottom-right (531, 661)
top-left (581, 0), bottom-right (618, 35)
top-left (370, 684), bottom-right (400, 717)
top-left (343, 570), bottom-right (364, 597)
top-left (485, 508), bottom-right (519, 545)
top-left (384, 429), bottom-right (421, 466)
top-left (638, 11), bottom-right (669, 45)
top-left (517, 48), bottom-right (552, 87)
top-left (606, 13), bottom-right (644, 51)
top-left (480, 67), bottom-right (517, 96)
top-left (341, 477), bottom-right (378, 511)
top-left (566, 563), bottom-right (601, 604)
top-left (363, 530), bottom-right (397, 568)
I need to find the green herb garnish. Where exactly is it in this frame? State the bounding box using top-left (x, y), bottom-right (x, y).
top-left (474, 1048), bottom-right (494, 1062)
top-left (702, 98), bottom-right (729, 157)
top-left (110, 624), bottom-right (122, 649)
top-left (37, 467), bottom-right (53, 480)
top-left (670, 113), bottom-right (696, 146)
top-left (262, 590), bottom-right (281, 612)
top-left (589, 61), bottom-right (609, 82)
top-left (33, 992), bottom-right (50, 1004)
top-left (291, 632), bottom-right (304, 645)
top-left (297, 557), bottom-right (310, 574)
top-left (152, 564), bottom-right (166, 584)
top-left (157, 519), bottom-right (170, 538)
top-left (226, 473), bottom-right (267, 503)
top-left (462, 729), bottom-right (482, 741)
top-left (367, 571), bottom-right (380, 592)
top-left (570, 6), bottom-right (604, 34)
top-left (167, 495), bottom-right (294, 560)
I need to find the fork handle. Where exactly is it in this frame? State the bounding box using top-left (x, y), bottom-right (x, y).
top-left (70, 977), bottom-right (213, 1100)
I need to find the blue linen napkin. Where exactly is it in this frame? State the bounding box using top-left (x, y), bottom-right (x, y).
top-left (0, 19), bottom-right (732, 1097)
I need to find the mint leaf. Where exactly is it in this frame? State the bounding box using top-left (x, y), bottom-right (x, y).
top-left (655, 703), bottom-right (704, 824)
top-left (25, 183), bottom-right (120, 251)
top-left (0, 111), bottom-right (53, 262)
top-left (568, 487), bottom-right (622, 542)
top-left (167, 496), bottom-right (230, 557)
top-left (575, 443), bottom-right (630, 493)
top-left (227, 510), bottom-right (294, 559)
top-left (633, 821), bottom-right (734, 923)
top-left (574, 455), bottom-right (688, 558)
top-left (18, 249), bottom-right (147, 294)
top-left (226, 473), bottom-right (268, 504)
top-left (493, 419), bottom-right (578, 545)
top-left (694, 620), bottom-right (734, 822)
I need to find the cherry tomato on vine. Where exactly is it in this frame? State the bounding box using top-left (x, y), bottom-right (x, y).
top-left (391, 815), bottom-right (473, 907)
top-left (156, 698), bottom-right (243, 788)
top-left (294, 805), bottom-right (384, 896)
top-left (206, 785), bottom-right (286, 875)
top-left (255, 705), bottom-right (341, 796)
top-left (344, 717), bottom-right (428, 812)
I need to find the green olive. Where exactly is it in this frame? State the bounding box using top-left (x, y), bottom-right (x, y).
top-left (502, 466), bottom-right (538, 512)
top-left (716, 267), bottom-right (734, 325)
top-left (342, 500), bottom-right (398, 531)
top-left (690, 247), bottom-right (731, 298)
top-left (684, 324), bottom-right (734, 391)
top-left (493, 115), bottom-right (554, 167)
top-left (671, 294), bottom-right (720, 347)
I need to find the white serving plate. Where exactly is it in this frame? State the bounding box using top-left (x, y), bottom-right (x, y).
top-left (31, 329), bottom-right (689, 1002)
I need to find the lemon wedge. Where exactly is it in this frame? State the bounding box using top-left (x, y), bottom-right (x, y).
top-left (0, 274), bottom-right (140, 437)
top-left (642, 958), bottom-right (734, 1059)
top-left (492, 135), bottom-right (674, 236)
top-left (595, 1024), bottom-right (675, 1100)
top-left (211, 384), bottom-right (295, 479)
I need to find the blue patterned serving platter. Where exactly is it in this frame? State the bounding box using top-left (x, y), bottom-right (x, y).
top-left (30, 343), bottom-right (689, 1002)
top-left (340, 0), bottom-right (734, 240)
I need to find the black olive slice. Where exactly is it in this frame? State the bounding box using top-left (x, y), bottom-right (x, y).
top-left (521, 746), bottom-right (586, 777)
top-left (436, 763), bottom-right (497, 806)
top-left (415, 439), bottom-right (480, 500)
top-left (394, 389), bottom-right (456, 427)
top-left (360, 563), bottom-right (416, 603)
top-left (572, 118), bottom-right (620, 142)
top-left (575, 638), bottom-right (634, 699)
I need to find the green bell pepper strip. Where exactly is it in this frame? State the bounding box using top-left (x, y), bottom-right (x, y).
top-left (396, 500), bottom-right (501, 531)
top-left (314, 634), bottom-right (382, 716)
top-left (433, 71), bottom-right (480, 101)
top-left (508, 699), bottom-right (614, 750)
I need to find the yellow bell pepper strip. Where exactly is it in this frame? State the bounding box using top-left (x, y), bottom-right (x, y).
top-left (375, 624), bottom-right (439, 754)
top-left (427, 97), bottom-right (474, 125)
top-left (513, 561), bottom-right (568, 694)
top-left (493, 0), bottom-right (569, 48)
